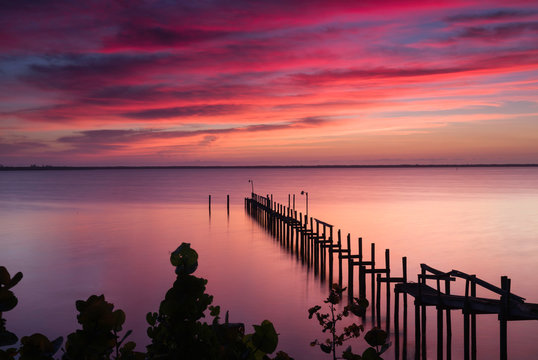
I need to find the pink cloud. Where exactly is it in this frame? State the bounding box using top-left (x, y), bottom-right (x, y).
top-left (1, 0), bottom-right (538, 165)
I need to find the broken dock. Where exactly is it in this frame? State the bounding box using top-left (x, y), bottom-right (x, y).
top-left (244, 192), bottom-right (538, 360)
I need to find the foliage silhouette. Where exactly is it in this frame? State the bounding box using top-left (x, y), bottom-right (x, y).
top-left (1, 244), bottom-right (387, 359)
top-left (309, 284), bottom-right (390, 360)
top-left (62, 294), bottom-right (143, 360)
top-left (0, 266), bottom-right (63, 360)
top-left (146, 242), bottom-right (291, 359)
top-left (0, 266), bottom-right (22, 348)
top-left (0, 243), bottom-right (294, 360)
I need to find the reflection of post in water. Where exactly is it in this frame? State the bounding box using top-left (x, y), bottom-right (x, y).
top-left (336, 230), bottom-right (346, 288)
top-left (394, 256), bottom-right (408, 360)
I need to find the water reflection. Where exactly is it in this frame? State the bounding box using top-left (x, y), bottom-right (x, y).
top-left (1, 167), bottom-right (537, 359)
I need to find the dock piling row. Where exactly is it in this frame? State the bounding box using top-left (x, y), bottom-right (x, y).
top-left (244, 192), bottom-right (538, 360)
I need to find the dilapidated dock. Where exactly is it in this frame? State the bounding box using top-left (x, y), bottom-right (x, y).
top-left (244, 192), bottom-right (538, 360)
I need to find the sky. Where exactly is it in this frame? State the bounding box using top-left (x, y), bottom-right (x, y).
top-left (1, 0), bottom-right (537, 166)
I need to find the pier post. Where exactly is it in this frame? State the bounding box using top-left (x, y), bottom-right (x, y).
top-left (464, 279), bottom-right (470, 360)
top-left (337, 230), bottom-right (343, 287)
top-left (500, 276), bottom-right (510, 360)
top-left (386, 249), bottom-right (391, 333)
top-left (445, 279), bottom-right (451, 360)
top-left (328, 226), bottom-right (334, 284)
top-left (371, 243), bottom-right (376, 320)
top-left (395, 286), bottom-right (400, 360)
top-left (471, 275), bottom-right (476, 360)
top-left (347, 233), bottom-right (353, 301)
top-left (415, 299), bottom-right (420, 360)
top-left (376, 273), bottom-right (381, 327)
top-left (421, 267), bottom-right (427, 360)
top-left (403, 257), bottom-right (408, 360)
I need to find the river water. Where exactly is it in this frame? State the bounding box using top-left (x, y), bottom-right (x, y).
top-left (1, 167), bottom-right (537, 359)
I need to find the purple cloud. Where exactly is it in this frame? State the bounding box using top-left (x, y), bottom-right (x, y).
top-left (458, 22), bottom-right (538, 41)
top-left (104, 24), bottom-right (230, 50)
top-left (445, 10), bottom-right (538, 23)
top-left (121, 104), bottom-right (246, 120)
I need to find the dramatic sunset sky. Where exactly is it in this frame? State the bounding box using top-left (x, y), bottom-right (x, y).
top-left (1, 0), bottom-right (537, 165)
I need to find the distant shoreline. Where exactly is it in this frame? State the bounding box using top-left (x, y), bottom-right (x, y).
top-left (1, 164), bottom-right (537, 171)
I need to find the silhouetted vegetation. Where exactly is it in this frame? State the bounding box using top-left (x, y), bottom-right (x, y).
top-left (309, 284), bottom-right (389, 360)
top-left (1, 244), bottom-right (388, 359)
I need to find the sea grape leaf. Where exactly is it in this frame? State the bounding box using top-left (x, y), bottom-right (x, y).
top-left (146, 312), bottom-right (156, 326)
top-left (319, 343), bottom-right (332, 354)
top-left (6, 272), bottom-right (22, 290)
top-left (0, 288), bottom-right (17, 312)
top-left (20, 333), bottom-right (62, 358)
top-left (364, 328), bottom-right (387, 347)
top-left (0, 330), bottom-right (18, 347)
top-left (0, 267), bottom-right (10, 286)
top-left (252, 320), bottom-right (278, 354)
top-left (170, 243), bottom-right (198, 275)
top-left (308, 305), bottom-right (321, 319)
top-left (342, 346), bottom-right (362, 360)
top-left (379, 341), bottom-right (391, 355)
top-left (361, 347), bottom-right (382, 360)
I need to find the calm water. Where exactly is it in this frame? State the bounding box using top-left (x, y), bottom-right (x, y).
top-left (1, 167), bottom-right (537, 359)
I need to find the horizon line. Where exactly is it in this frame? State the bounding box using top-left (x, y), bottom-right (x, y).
top-left (1, 163), bottom-right (537, 170)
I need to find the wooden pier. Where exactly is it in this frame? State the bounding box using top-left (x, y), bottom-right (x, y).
top-left (244, 192), bottom-right (538, 360)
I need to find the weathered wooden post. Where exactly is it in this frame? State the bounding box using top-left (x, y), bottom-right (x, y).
top-left (445, 277), bottom-right (451, 360)
top-left (471, 275), bottom-right (477, 360)
top-left (376, 273), bottom-right (381, 327)
top-left (437, 277), bottom-right (444, 360)
top-left (358, 237), bottom-right (366, 299)
top-left (386, 249), bottom-right (391, 333)
top-left (286, 204), bottom-right (293, 249)
top-left (500, 276), bottom-right (510, 360)
top-left (227, 194), bottom-right (230, 214)
top-left (337, 230), bottom-right (343, 287)
top-left (371, 243), bottom-right (376, 320)
top-left (403, 257), bottom-right (408, 360)
top-left (395, 285), bottom-right (400, 360)
top-left (310, 216), bottom-right (315, 269)
top-left (299, 212), bottom-right (304, 261)
top-left (315, 220), bottom-right (320, 275)
top-left (209, 194), bottom-right (211, 213)
top-left (294, 210), bottom-right (299, 254)
top-left (464, 278), bottom-right (470, 360)
top-left (420, 266), bottom-right (427, 360)
top-left (415, 297), bottom-right (420, 360)
top-left (347, 233), bottom-right (353, 300)
top-left (266, 195), bottom-right (270, 229)
top-left (328, 225), bottom-right (334, 285)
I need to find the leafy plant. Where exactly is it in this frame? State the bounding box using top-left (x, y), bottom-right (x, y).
top-left (62, 294), bottom-right (143, 360)
top-left (0, 266), bottom-right (23, 348)
top-left (1, 243), bottom-right (293, 359)
top-left (309, 284), bottom-right (390, 360)
top-left (146, 242), bottom-right (292, 360)
top-left (0, 267), bottom-right (63, 360)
